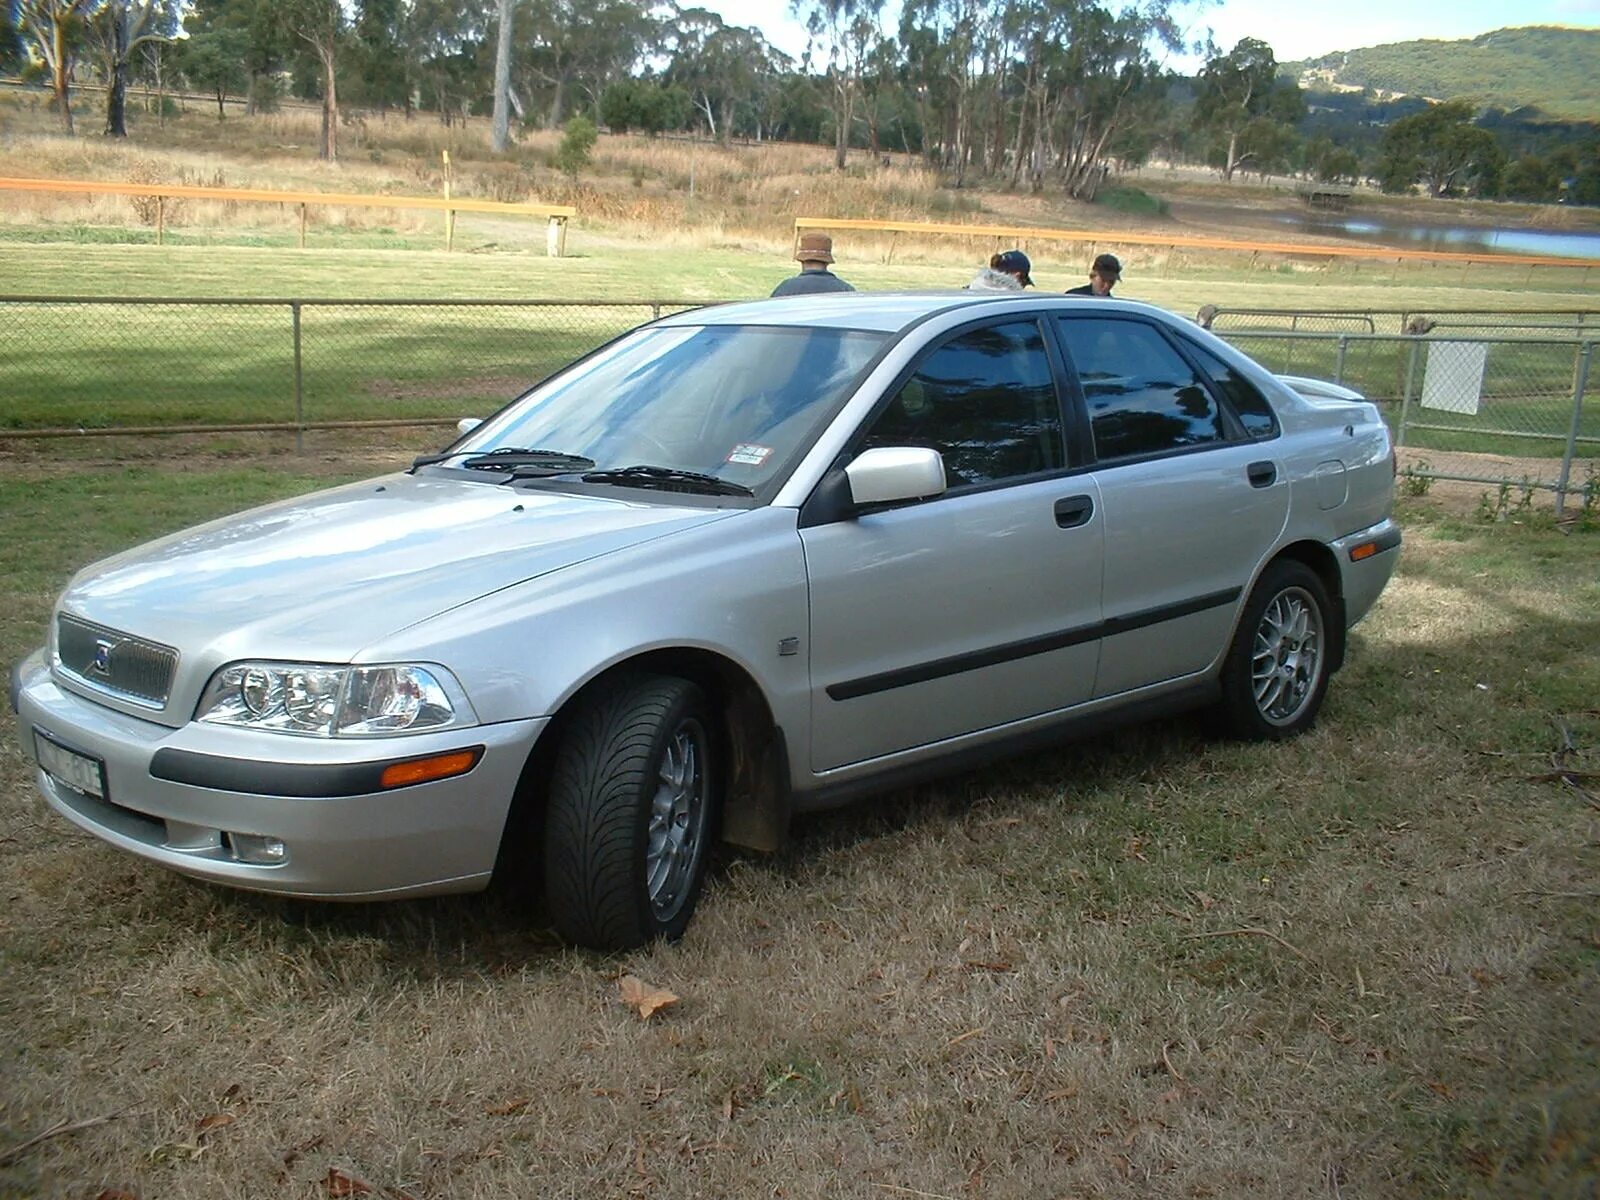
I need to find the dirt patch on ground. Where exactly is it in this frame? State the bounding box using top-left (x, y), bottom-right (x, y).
top-left (1396, 445), bottom-right (1599, 518)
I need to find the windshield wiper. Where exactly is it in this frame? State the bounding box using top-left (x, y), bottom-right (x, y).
top-left (581, 465), bottom-right (755, 497)
top-left (411, 447), bottom-right (596, 473)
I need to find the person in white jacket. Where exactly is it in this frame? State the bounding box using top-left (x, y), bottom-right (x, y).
top-left (966, 249), bottom-right (1032, 292)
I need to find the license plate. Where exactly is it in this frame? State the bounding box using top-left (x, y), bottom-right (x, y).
top-left (34, 730), bottom-right (107, 800)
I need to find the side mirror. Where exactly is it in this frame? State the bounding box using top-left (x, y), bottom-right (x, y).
top-left (844, 446), bottom-right (946, 506)
top-left (456, 417), bottom-right (483, 435)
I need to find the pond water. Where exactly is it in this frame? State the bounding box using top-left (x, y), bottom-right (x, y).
top-left (1270, 211), bottom-right (1600, 261)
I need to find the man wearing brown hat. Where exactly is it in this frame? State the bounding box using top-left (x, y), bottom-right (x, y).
top-left (772, 233), bottom-right (855, 297)
top-left (1067, 253), bottom-right (1121, 297)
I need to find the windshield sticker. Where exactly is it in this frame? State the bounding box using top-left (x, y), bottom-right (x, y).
top-left (726, 444), bottom-right (773, 467)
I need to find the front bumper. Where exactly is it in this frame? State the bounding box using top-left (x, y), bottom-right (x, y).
top-left (13, 650), bottom-right (547, 899)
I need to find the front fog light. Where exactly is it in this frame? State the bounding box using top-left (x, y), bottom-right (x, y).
top-left (228, 833), bottom-right (286, 864)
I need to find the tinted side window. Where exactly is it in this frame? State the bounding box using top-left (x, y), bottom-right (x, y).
top-left (859, 321), bottom-right (1064, 487)
top-left (1184, 340), bottom-right (1280, 438)
top-left (1055, 317), bottom-right (1224, 461)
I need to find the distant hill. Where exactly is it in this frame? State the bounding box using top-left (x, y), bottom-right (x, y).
top-left (1288, 26), bottom-right (1600, 123)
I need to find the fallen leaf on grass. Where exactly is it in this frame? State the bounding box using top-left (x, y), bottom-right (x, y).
top-left (960, 960), bottom-right (1013, 973)
top-left (196, 1113), bottom-right (236, 1135)
top-left (323, 1167), bottom-right (373, 1196)
top-left (146, 1142), bottom-right (205, 1164)
top-left (618, 975), bottom-right (679, 1020)
top-left (93, 1191), bottom-right (139, 1200)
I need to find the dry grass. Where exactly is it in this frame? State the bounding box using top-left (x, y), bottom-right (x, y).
top-left (0, 440), bottom-right (1597, 1197)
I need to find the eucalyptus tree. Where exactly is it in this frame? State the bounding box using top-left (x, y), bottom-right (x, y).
top-left (2, 3), bottom-right (26, 72)
top-left (18, 0), bottom-right (102, 133)
top-left (1194, 37), bottom-right (1303, 181)
top-left (512, 0), bottom-right (657, 127)
top-left (277, 0), bottom-right (346, 159)
top-left (665, 9), bottom-right (785, 141)
top-left (176, 2), bottom-right (249, 117)
top-left (1376, 98), bottom-right (1504, 197)
top-left (491, 0), bottom-right (512, 149)
top-left (898, 0), bottom-right (998, 182)
top-left (351, 0), bottom-right (409, 111)
top-left (89, 0), bottom-right (178, 135)
top-left (794, 0), bottom-right (885, 169)
top-left (1043, 1), bottom-right (1176, 198)
top-left (404, 0), bottom-right (484, 125)
top-left (174, 0), bottom-right (287, 114)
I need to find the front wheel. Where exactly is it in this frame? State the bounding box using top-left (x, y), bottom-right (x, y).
top-left (1217, 560), bottom-right (1333, 740)
top-left (542, 674), bottom-right (719, 950)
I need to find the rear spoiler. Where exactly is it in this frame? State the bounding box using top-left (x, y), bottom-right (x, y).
top-left (1274, 375), bottom-right (1367, 402)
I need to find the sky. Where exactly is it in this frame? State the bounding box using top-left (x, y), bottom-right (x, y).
top-left (693, 0), bottom-right (1600, 74)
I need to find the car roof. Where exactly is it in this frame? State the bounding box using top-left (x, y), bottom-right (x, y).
top-left (654, 291), bottom-right (1180, 334)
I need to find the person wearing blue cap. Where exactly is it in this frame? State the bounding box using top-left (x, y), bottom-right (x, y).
top-left (966, 249), bottom-right (1032, 292)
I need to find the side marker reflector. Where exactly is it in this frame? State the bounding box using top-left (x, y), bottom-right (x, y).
top-left (380, 748), bottom-right (482, 790)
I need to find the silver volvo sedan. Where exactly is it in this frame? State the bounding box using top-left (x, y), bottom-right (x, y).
top-left (11, 293), bottom-right (1400, 949)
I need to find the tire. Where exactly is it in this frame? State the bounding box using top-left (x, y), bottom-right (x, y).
top-left (1217, 560), bottom-right (1333, 741)
top-left (542, 674), bottom-right (718, 950)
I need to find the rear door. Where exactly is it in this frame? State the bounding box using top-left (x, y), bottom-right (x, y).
top-left (800, 317), bottom-right (1105, 772)
top-left (1052, 314), bottom-right (1290, 699)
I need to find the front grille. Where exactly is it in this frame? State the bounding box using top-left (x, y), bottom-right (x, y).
top-left (56, 615), bottom-right (178, 707)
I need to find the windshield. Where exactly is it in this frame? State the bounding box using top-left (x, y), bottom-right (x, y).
top-left (456, 324), bottom-right (887, 494)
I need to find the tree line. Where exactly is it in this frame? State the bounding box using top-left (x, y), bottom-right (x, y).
top-left (6, 1), bottom-right (1597, 205)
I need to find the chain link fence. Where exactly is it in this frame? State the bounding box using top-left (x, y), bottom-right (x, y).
top-left (1213, 327), bottom-right (1596, 516)
top-left (4, 296), bottom-right (1594, 515)
top-left (0, 298), bottom-right (700, 445)
top-left (1202, 307), bottom-right (1600, 338)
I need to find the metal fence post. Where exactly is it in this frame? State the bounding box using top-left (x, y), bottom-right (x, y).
top-left (1395, 338), bottom-right (1420, 448)
top-left (1334, 334), bottom-right (1348, 385)
top-left (1554, 340), bottom-right (1592, 519)
top-left (292, 301), bottom-right (304, 454)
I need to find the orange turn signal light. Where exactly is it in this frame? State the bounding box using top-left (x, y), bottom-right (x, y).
top-left (1350, 542), bottom-right (1378, 561)
top-left (380, 748), bottom-right (482, 790)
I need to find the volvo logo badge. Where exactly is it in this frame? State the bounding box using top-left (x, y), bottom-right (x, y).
top-left (88, 638), bottom-right (116, 677)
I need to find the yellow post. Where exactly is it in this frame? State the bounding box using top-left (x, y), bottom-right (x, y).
top-left (442, 150), bottom-right (455, 252)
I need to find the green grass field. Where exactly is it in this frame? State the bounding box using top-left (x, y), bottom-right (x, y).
top-left (3, 241), bottom-right (1596, 441)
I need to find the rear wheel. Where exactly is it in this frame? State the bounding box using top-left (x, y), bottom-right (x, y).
top-left (1217, 560), bottom-right (1333, 740)
top-left (542, 674), bottom-right (718, 950)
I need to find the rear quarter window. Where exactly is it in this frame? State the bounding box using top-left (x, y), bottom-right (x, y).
top-left (1180, 339), bottom-right (1281, 439)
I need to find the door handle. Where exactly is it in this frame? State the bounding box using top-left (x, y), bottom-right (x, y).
top-left (1054, 494), bottom-right (1094, 528)
top-left (1247, 460), bottom-right (1277, 488)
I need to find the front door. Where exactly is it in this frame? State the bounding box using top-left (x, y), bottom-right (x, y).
top-left (800, 318), bottom-right (1105, 773)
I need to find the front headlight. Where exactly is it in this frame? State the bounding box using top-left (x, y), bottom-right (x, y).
top-left (196, 662), bottom-right (473, 737)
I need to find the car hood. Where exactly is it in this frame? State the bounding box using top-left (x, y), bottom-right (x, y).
top-left (59, 473), bottom-right (736, 661)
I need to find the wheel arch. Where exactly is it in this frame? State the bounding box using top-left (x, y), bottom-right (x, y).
top-left (1263, 539), bottom-right (1347, 672)
top-left (495, 648), bottom-right (790, 894)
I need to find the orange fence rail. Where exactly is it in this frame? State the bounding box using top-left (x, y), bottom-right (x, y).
top-left (0, 176), bottom-right (576, 254)
top-left (794, 215), bottom-right (1595, 272)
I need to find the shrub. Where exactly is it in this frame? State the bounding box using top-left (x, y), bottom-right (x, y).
top-left (553, 116), bottom-right (598, 181)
